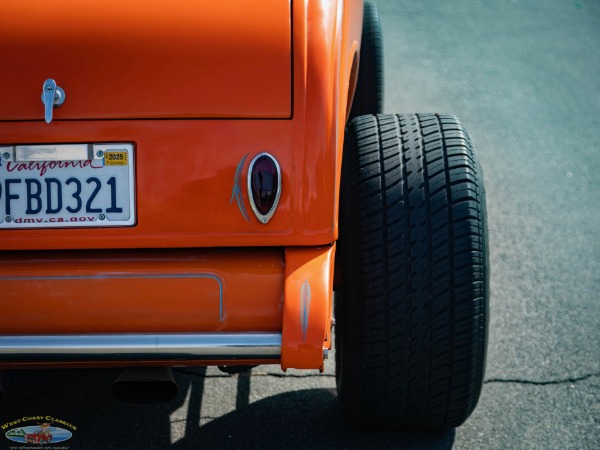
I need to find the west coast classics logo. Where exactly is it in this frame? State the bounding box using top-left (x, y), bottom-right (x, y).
top-left (2, 416), bottom-right (76, 447)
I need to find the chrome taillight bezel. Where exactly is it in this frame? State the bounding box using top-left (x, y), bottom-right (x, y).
top-left (247, 152), bottom-right (282, 224)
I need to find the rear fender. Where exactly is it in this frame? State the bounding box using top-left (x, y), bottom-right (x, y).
top-left (281, 245), bottom-right (335, 371)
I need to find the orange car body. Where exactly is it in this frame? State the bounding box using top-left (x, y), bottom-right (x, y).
top-left (0, 0), bottom-right (363, 370)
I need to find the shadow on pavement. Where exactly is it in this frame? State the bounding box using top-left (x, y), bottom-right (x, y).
top-left (0, 368), bottom-right (455, 450)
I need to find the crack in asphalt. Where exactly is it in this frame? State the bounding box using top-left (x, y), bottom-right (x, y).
top-left (484, 372), bottom-right (600, 386)
top-left (174, 368), bottom-right (600, 386)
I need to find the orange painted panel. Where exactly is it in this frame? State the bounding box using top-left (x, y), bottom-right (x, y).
top-left (0, 120), bottom-right (302, 249)
top-left (0, 0), bottom-right (365, 251)
top-left (0, 249), bottom-right (284, 333)
top-left (281, 245), bottom-right (335, 370)
top-left (0, 0), bottom-right (291, 119)
top-left (0, 0), bottom-right (367, 372)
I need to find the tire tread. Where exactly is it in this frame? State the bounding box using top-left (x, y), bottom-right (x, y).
top-left (337, 113), bottom-right (488, 431)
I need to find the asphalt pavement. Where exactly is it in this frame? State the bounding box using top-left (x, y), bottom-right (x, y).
top-left (1, 1), bottom-right (599, 449)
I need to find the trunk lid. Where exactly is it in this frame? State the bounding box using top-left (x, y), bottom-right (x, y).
top-left (0, 0), bottom-right (291, 120)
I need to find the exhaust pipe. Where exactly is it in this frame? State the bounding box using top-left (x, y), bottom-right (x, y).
top-left (111, 367), bottom-right (177, 403)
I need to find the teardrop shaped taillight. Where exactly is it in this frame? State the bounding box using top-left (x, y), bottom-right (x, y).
top-left (247, 153), bottom-right (281, 224)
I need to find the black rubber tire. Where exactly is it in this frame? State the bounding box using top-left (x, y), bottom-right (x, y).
top-left (336, 114), bottom-right (489, 431)
top-left (349, 1), bottom-right (384, 118)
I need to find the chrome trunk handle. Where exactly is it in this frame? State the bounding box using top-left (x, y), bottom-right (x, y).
top-left (41, 78), bottom-right (65, 123)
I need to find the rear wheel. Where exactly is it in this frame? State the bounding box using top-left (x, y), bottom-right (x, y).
top-left (349, 1), bottom-right (384, 118)
top-left (336, 113), bottom-right (488, 430)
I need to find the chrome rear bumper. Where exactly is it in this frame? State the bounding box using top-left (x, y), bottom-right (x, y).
top-left (0, 333), bottom-right (281, 362)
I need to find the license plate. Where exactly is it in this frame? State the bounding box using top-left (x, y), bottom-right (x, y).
top-left (0, 143), bottom-right (135, 229)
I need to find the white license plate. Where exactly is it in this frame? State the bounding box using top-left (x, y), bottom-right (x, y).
top-left (0, 143), bottom-right (135, 229)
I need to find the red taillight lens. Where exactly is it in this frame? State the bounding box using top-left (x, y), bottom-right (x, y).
top-left (251, 156), bottom-right (278, 214)
top-left (247, 153), bottom-right (281, 224)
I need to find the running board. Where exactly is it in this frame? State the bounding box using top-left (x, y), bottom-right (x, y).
top-left (0, 333), bottom-right (281, 362)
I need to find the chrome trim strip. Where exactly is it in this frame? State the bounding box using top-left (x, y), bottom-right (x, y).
top-left (230, 153), bottom-right (251, 222)
top-left (300, 280), bottom-right (311, 343)
top-left (0, 333), bottom-right (281, 361)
